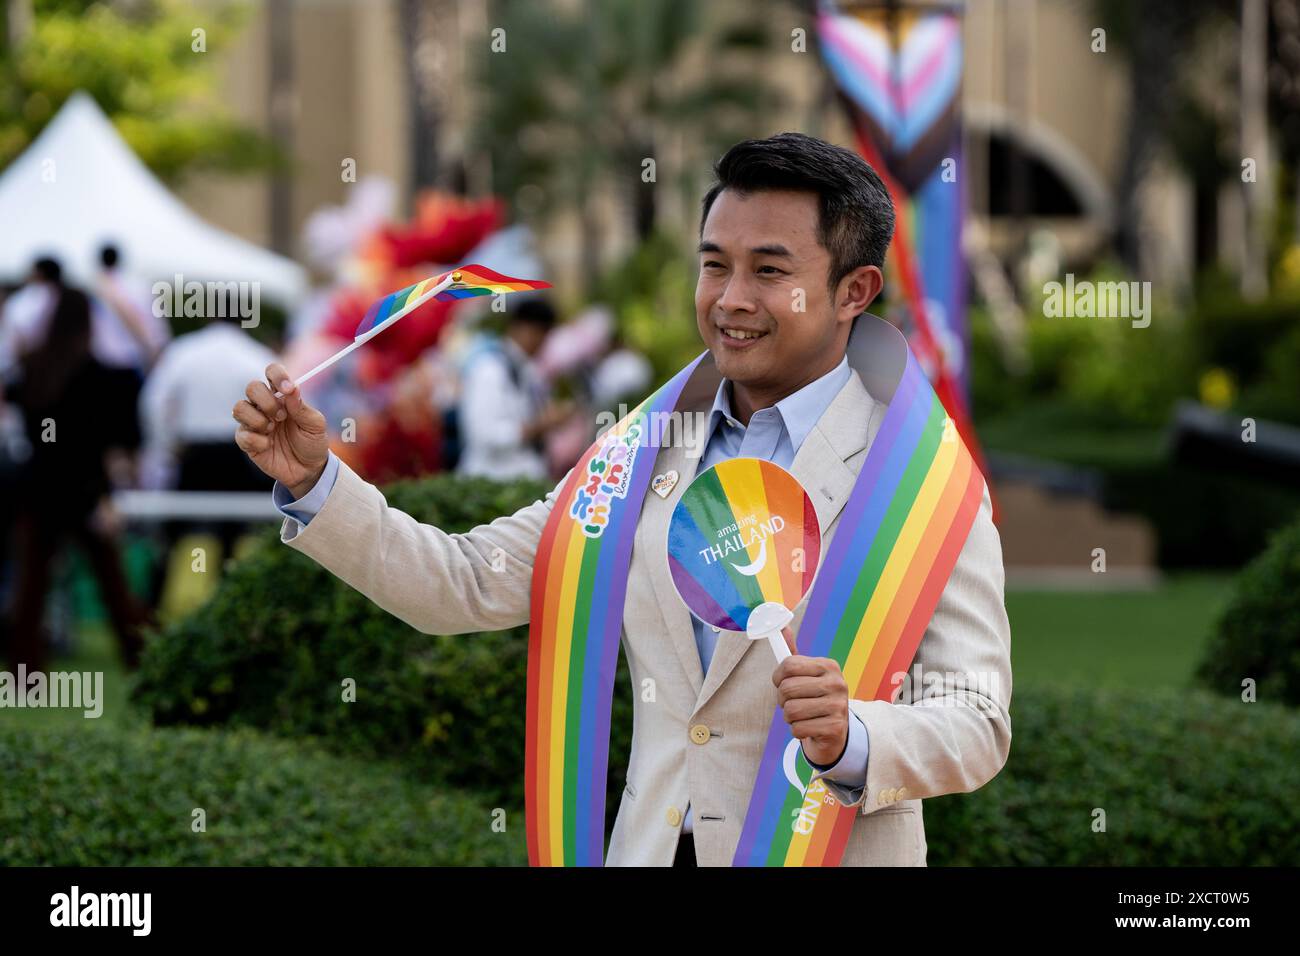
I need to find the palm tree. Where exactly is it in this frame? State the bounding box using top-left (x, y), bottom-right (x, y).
top-left (471, 0), bottom-right (780, 285)
top-left (1091, 0), bottom-right (1237, 275)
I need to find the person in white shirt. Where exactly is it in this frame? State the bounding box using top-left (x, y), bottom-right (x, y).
top-left (589, 333), bottom-right (653, 410)
top-left (138, 312), bottom-right (276, 598)
top-left (91, 243), bottom-right (170, 372)
top-left (1, 251), bottom-right (168, 379)
top-left (0, 257), bottom-right (62, 381)
top-left (89, 244), bottom-right (173, 490)
top-left (455, 299), bottom-right (571, 481)
top-left (139, 315), bottom-right (275, 486)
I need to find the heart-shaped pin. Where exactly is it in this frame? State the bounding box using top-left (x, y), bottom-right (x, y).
top-left (651, 470), bottom-right (679, 498)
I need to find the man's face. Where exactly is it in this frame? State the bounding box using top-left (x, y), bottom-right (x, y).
top-left (695, 189), bottom-right (850, 394)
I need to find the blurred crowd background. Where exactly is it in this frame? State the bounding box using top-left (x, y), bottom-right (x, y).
top-left (2, 0), bottom-right (1299, 866)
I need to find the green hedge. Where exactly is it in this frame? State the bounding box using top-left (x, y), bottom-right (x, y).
top-left (970, 279), bottom-right (1300, 430)
top-left (133, 474), bottom-right (637, 834)
top-left (15, 686), bottom-right (1296, 866)
top-left (1187, 285), bottom-right (1300, 426)
top-left (923, 685), bottom-right (1300, 865)
top-left (0, 723), bottom-right (525, 865)
top-left (1196, 518), bottom-right (1300, 707)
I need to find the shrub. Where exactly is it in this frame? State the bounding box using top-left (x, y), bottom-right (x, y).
top-left (14, 685), bottom-right (1296, 866)
top-left (1187, 286), bottom-right (1300, 400)
top-left (0, 722), bottom-right (525, 865)
top-left (1237, 322), bottom-right (1300, 427)
top-left (1057, 318), bottom-right (1196, 427)
top-left (132, 474), bottom-right (636, 831)
top-left (1100, 458), bottom-right (1300, 569)
top-left (924, 685), bottom-right (1300, 865)
top-left (1195, 518), bottom-right (1300, 707)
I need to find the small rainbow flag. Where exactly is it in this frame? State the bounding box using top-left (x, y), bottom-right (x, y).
top-left (285, 264), bottom-right (551, 392)
top-left (354, 264), bottom-right (550, 338)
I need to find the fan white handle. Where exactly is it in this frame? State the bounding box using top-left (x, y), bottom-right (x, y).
top-left (747, 602), bottom-right (794, 663)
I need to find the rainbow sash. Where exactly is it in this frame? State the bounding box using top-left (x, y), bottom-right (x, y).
top-left (526, 314), bottom-right (985, 866)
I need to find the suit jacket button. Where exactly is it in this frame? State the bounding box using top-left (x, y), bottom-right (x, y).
top-left (689, 724), bottom-right (710, 745)
top-left (666, 807), bottom-right (682, 827)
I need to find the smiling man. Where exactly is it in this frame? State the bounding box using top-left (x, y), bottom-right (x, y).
top-left (232, 132), bottom-right (1012, 867)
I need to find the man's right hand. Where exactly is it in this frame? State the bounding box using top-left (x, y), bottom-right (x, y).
top-left (233, 362), bottom-right (329, 499)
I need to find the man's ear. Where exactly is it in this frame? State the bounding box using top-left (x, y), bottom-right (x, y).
top-left (836, 265), bottom-right (884, 321)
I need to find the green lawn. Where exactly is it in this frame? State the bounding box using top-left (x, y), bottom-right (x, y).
top-left (979, 406), bottom-right (1167, 472)
top-left (1005, 573), bottom-right (1236, 691)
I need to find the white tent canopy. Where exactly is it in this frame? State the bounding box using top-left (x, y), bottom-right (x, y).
top-left (0, 92), bottom-right (306, 303)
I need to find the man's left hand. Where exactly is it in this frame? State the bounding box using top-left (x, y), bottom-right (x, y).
top-left (772, 626), bottom-right (850, 767)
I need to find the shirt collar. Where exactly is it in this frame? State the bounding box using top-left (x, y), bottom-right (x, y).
top-left (707, 354), bottom-right (851, 454)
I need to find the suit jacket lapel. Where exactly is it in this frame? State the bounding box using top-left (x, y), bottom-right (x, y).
top-left (636, 374), bottom-right (719, 700)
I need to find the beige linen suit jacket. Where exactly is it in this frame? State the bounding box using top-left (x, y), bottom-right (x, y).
top-left (279, 366), bottom-right (1013, 866)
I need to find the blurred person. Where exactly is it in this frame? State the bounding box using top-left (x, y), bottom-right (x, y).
top-left (346, 356), bottom-right (445, 484)
top-left (0, 280), bottom-right (33, 457)
top-left (2, 260), bottom-right (68, 616)
top-left (138, 298), bottom-right (275, 600)
top-left (532, 315), bottom-right (651, 477)
top-left (92, 242), bottom-right (170, 372)
top-left (589, 331), bottom-right (653, 411)
top-left (90, 243), bottom-right (170, 490)
top-left (0, 280), bottom-right (25, 624)
top-left (454, 298), bottom-right (572, 481)
top-left (3, 287), bottom-right (149, 671)
top-left (2, 254), bottom-right (151, 483)
top-left (0, 257), bottom-right (64, 380)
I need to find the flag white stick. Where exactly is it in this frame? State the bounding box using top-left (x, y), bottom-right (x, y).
top-left (274, 272), bottom-right (456, 397)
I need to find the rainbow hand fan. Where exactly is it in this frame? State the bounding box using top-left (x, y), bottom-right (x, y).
top-left (666, 458), bottom-right (822, 662)
top-left (285, 264), bottom-right (550, 390)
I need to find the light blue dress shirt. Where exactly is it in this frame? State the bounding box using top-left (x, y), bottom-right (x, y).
top-left (273, 354), bottom-right (870, 830)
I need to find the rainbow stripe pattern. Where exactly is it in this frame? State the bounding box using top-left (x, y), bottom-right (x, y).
top-left (666, 459), bottom-right (820, 632)
top-left (353, 264), bottom-right (550, 338)
top-left (526, 315), bottom-right (984, 866)
top-left (732, 349), bottom-right (983, 866)
top-left (525, 356), bottom-right (704, 867)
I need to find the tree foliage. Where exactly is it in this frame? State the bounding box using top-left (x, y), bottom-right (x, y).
top-left (0, 0), bottom-right (275, 181)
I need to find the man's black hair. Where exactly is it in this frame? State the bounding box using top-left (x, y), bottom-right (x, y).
top-left (507, 297), bottom-right (557, 331)
top-left (32, 256), bottom-right (63, 285)
top-left (100, 243), bottom-right (120, 269)
top-left (699, 131), bottom-right (895, 291)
